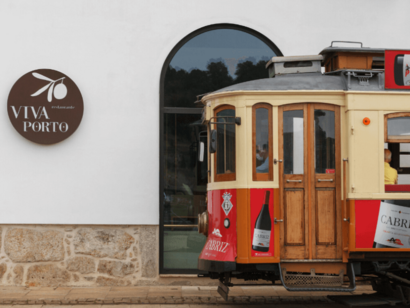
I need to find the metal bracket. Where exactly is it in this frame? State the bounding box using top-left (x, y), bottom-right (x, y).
top-left (274, 218), bottom-right (284, 224)
top-left (352, 71), bottom-right (373, 86)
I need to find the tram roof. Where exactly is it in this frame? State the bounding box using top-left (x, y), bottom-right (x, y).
top-left (210, 71), bottom-right (384, 94)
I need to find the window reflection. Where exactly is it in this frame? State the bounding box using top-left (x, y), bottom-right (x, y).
top-left (216, 109), bottom-right (235, 175)
top-left (163, 114), bottom-right (207, 269)
top-left (165, 29), bottom-right (276, 108)
top-left (283, 110), bottom-right (304, 174)
top-left (314, 110), bottom-right (335, 174)
top-left (388, 117), bottom-right (410, 139)
top-left (255, 108), bottom-right (269, 173)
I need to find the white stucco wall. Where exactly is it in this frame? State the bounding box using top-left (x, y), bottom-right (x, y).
top-left (0, 0), bottom-right (409, 224)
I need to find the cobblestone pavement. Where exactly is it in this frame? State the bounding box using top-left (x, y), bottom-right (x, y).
top-left (0, 285), bottom-right (381, 306)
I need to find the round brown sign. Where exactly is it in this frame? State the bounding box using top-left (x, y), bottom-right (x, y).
top-left (7, 69), bottom-right (84, 145)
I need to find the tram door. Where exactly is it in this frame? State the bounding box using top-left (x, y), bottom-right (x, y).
top-left (278, 104), bottom-right (342, 260)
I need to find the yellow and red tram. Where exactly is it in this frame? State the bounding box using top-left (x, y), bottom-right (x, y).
top-left (197, 43), bottom-right (410, 303)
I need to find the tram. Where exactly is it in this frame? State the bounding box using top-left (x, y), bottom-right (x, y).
top-left (196, 42), bottom-right (410, 304)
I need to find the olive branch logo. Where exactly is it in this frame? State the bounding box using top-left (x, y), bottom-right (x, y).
top-left (31, 72), bottom-right (67, 102)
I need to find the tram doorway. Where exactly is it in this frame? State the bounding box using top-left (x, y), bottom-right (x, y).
top-left (278, 103), bottom-right (342, 260)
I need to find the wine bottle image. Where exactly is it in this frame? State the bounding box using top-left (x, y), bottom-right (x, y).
top-left (252, 191), bottom-right (272, 252)
top-left (394, 54), bottom-right (410, 86)
top-left (373, 201), bottom-right (410, 249)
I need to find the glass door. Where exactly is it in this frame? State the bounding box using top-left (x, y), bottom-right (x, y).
top-left (311, 104), bottom-right (341, 259)
top-left (162, 113), bottom-right (207, 270)
top-left (279, 104), bottom-right (341, 260)
top-left (279, 104), bottom-right (309, 260)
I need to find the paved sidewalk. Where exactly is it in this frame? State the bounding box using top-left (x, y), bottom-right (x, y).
top-left (0, 285), bottom-right (375, 305)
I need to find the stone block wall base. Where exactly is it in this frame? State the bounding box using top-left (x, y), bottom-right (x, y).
top-left (0, 225), bottom-right (158, 287)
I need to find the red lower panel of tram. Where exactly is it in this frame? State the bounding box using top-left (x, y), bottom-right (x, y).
top-left (199, 188), bottom-right (276, 263)
top-left (200, 189), bottom-right (237, 262)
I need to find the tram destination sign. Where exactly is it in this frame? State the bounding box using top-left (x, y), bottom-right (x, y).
top-left (7, 69), bottom-right (84, 145)
top-left (385, 50), bottom-right (410, 89)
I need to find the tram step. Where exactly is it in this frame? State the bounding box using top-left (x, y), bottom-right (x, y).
top-left (279, 262), bottom-right (356, 292)
top-left (282, 268), bottom-right (343, 287)
top-left (328, 294), bottom-right (403, 307)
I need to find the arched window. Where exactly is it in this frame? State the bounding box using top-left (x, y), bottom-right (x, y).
top-left (160, 24), bottom-right (282, 273)
top-left (253, 103), bottom-right (273, 181)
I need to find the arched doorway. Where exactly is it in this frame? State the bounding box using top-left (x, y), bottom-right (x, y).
top-left (160, 24), bottom-right (282, 273)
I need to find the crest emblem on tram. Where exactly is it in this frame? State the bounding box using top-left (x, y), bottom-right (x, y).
top-left (221, 192), bottom-right (233, 216)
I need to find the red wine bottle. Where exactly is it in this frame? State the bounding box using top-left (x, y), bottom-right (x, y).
top-left (252, 191), bottom-right (272, 252)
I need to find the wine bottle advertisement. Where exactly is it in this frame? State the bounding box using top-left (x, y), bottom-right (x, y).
top-left (250, 189), bottom-right (274, 257)
top-left (373, 201), bottom-right (410, 248)
top-left (355, 200), bottom-right (410, 249)
top-left (385, 50), bottom-right (410, 89)
top-left (199, 189), bottom-right (237, 262)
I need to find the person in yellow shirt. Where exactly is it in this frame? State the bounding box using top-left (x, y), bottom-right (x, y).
top-left (385, 149), bottom-right (398, 184)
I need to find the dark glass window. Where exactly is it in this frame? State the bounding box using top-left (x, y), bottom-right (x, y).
top-left (163, 114), bottom-right (207, 269)
top-left (216, 108), bottom-right (235, 177)
top-left (160, 25), bottom-right (281, 273)
top-left (314, 110), bottom-right (335, 174)
top-left (164, 29), bottom-right (278, 108)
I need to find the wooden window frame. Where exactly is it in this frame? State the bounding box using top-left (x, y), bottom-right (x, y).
top-left (214, 105), bottom-right (236, 182)
top-left (252, 103), bottom-right (273, 181)
top-left (385, 112), bottom-right (410, 143)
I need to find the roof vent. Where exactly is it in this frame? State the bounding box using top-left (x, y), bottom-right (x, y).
top-left (266, 55), bottom-right (323, 78)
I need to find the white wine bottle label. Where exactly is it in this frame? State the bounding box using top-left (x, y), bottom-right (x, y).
top-left (252, 228), bottom-right (270, 248)
top-left (374, 201), bottom-right (410, 248)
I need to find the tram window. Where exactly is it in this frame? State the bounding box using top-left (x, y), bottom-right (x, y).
top-left (215, 106), bottom-right (236, 182)
top-left (283, 110), bottom-right (304, 174)
top-left (385, 113), bottom-right (410, 192)
top-left (314, 110), bottom-right (335, 174)
top-left (386, 142), bottom-right (410, 186)
top-left (386, 115), bottom-right (410, 142)
top-left (253, 104), bottom-right (273, 181)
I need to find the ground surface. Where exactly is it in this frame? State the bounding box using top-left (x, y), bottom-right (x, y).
top-left (0, 285), bottom-right (388, 306)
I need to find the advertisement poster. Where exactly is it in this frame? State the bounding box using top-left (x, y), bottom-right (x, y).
top-left (199, 189), bottom-right (237, 262)
top-left (355, 200), bottom-right (410, 248)
top-left (250, 188), bottom-right (274, 257)
top-left (385, 50), bottom-right (410, 90)
top-left (374, 201), bottom-right (410, 248)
